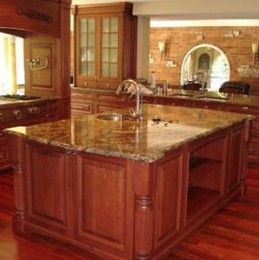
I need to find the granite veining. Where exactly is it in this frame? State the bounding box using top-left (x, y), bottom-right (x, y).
top-left (4, 104), bottom-right (253, 162)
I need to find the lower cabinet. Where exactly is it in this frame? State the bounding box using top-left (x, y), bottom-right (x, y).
top-left (74, 153), bottom-right (133, 258)
top-left (186, 130), bottom-right (228, 226)
top-left (71, 91), bottom-right (94, 115)
top-left (0, 99), bottom-right (62, 171)
top-left (9, 120), bottom-right (247, 259)
top-left (24, 142), bottom-right (71, 235)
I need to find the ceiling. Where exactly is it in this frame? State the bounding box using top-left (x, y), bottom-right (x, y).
top-left (71, 0), bottom-right (259, 26)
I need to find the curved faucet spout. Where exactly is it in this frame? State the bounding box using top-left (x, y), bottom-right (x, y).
top-left (116, 79), bottom-right (142, 117)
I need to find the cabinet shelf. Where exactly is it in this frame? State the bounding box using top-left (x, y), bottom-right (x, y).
top-left (189, 157), bottom-right (222, 185)
top-left (187, 186), bottom-right (220, 221)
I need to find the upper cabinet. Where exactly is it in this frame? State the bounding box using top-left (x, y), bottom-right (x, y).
top-left (73, 2), bottom-right (137, 90)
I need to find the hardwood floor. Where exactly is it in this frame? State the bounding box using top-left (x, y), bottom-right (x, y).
top-left (1, 168), bottom-right (259, 259)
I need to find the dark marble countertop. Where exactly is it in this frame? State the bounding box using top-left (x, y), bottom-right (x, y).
top-left (4, 104), bottom-right (253, 162)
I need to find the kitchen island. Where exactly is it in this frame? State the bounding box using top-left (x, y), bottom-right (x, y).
top-left (5, 104), bottom-right (253, 259)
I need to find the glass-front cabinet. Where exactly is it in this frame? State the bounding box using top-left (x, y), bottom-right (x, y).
top-left (73, 3), bottom-right (137, 89)
top-left (79, 18), bottom-right (96, 77)
top-left (101, 17), bottom-right (118, 78)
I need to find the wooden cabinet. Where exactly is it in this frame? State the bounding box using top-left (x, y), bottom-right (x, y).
top-left (71, 89), bottom-right (129, 115)
top-left (24, 142), bottom-right (72, 235)
top-left (73, 2), bottom-right (137, 90)
top-left (186, 130), bottom-right (228, 227)
top-left (74, 153), bottom-right (133, 258)
top-left (0, 99), bottom-right (61, 171)
top-left (95, 92), bottom-right (127, 113)
top-left (9, 116), bottom-right (249, 259)
top-left (71, 91), bottom-right (94, 115)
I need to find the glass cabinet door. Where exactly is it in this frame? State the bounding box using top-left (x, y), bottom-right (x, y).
top-left (79, 18), bottom-right (95, 77)
top-left (101, 17), bottom-right (118, 78)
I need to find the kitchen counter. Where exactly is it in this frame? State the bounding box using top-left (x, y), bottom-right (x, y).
top-left (5, 104), bottom-right (253, 162)
top-left (162, 89), bottom-right (259, 106)
top-left (5, 104), bottom-right (252, 259)
top-left (71, 86), bottom-right (259, 107)
top-left (0, 96), bottom-right (59, 109)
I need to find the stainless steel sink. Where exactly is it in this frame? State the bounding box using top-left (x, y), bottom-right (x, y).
top-left (97, 114), bottom-right (137, 121)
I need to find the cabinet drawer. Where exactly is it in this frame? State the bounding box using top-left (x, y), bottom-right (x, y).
top-left (96, 93), bottom-right (124, 102)
top-left (71, 91), bottom-right (93, 100)
top-left (96, 103), bottom-right (124, 113)
top-left (71, 104), bottom-right (93, 115)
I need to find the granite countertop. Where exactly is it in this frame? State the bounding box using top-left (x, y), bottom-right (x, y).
top-left (0, 96), bottom-right (60, 109)
top-left (71, 86), bottom-right (259, 108)
top-left (4, 104), bottom-right (253, 162)
top-left (162, 89), bottom-right (259, 107)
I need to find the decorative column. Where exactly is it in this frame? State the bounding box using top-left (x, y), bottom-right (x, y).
top-left (129, 160), bottom-right (154, 260)
top-left (134, 195), bottom-right (154, 260)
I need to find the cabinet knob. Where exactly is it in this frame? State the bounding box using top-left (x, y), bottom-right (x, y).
top-left (13, 110), bottom-right (21, 118)
top-left (28, 107), bottom-right (40, 114)
top-left (84, 82), bottom-right (89, 86)
top-left (106, 83), bottom-right (110, 87)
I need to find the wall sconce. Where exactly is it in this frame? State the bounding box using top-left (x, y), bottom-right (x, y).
top-left (158, 41), bottom-right (166, 60)
top-left (252, 43), bottom-right (259, 66)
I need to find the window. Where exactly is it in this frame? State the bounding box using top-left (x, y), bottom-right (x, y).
top-left (0, 33), bottom-right (25, 95)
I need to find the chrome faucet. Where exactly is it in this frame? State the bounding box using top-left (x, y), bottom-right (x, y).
top-left (116, 79), bottom-right (142, 117)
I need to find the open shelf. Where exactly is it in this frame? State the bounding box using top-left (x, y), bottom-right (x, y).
top-left (189, 157), bottom-right (222, 185)
top-left (187, 155), bottom-right (223, 223)
top-left (186, 186), bottom-right (220, 221)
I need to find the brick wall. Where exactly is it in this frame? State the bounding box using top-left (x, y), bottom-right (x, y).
top-left (149, 26), bottom-right (259, 94)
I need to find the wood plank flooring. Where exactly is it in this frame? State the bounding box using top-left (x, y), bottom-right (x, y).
top-left (1, 168), bottom-right (259, 259)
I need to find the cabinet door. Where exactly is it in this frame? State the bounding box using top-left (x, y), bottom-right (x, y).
top-left (74, 153), bottom-right (133, 259)
top-left (74, 3), bottom-right (137, 90)
top-left (24, 142), bottom-right (72, 235)
top-left (77, 17), bottom-right (97, 87)
top-left (24, 34), bottom-right (68, 99)
top-left (100, 16), bottom-right (119, 80)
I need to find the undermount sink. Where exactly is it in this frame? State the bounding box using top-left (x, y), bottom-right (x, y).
top-left (97, 114), bottom-right (137, 121)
